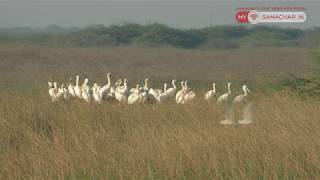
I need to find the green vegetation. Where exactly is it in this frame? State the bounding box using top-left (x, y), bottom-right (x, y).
top-left (1, 23), bottom-right (320, 49)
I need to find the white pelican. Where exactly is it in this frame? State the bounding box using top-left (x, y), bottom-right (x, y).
top-left (130, 85), bottom-right (140, 94)
top-left (81, 78), bottom-right (90, 102)
top-left (61, 83), bottom-right (69, 100)
top-left (50, 83), bottom-right (68, 102)
top-left (204, 83), bottom-right (216, 100)
top-left (48, 82), bottom-right (58, 101)
top-left (115, 80), bottom-right (127, 103)
top-left (233, 85), bottom-right (254, 125)
top-left (48, 77), bottom-right (54, 89)
top-left (67, 78), bottom-right (76, 97)
top-left (183, 81), bottom-right (196, 103)
top-left (74, 75), bottom-right (82, 98)
top-left (149, 85), bottom-right (163, 100)
top-left (217, 82), bottom-right (232, 104)
top-left (150, 83), bottom-right (166, 101)
top-left (157, 83), bottom-right (170, 102)
top-left (175, 81), bottom-right (185, 103)
top-left (108, 79), bottom-right (121, 98)
top-left (117, 78), bottom-right (129, 96)
top-left (141, 88), bottom-right (157, 104)
top-left (143, 78), bottom-right (149, 91)
top-left (128, 84), bottom-right (141, 105)
top-left (98, 72), bottom-right (111, 98)
top-left (92, 83), bottom-right (102, 104)
top-left (234, 85), bottom-right (250, 103)
top-left (164, 80), bottom-right (177, 98)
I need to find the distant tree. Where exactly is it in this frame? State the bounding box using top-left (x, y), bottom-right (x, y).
top-left (0, 23), bottom-right (319, 49)
top-left (200, 26), bottom-right (250, 39)
top-left (137, 23), bottom-right (205, 48)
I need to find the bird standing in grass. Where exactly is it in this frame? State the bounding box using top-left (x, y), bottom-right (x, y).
top-left (217, 82), bottom-right (235, 125)
top-left (234, 85), bottom-right (254, 125)
top-left (81, 78), bottom-right (90, 102)
top-left (234, 85), bottom-right (250, 104)
top-left (217, 82), bottom-right (232, 104)
top-left (204, 82), bottom-right (216, 101)
top-left (67, 78), bottom-right (76, 97)
top-left (74, 75), bottom-right (82, 99)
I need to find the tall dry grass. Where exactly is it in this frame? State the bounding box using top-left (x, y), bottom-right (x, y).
top-left (0, 44), bottom-right (319, 179)
top-left (0, 91), bottom-right (319, 179)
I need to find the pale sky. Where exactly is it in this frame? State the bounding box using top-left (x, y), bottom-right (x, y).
top-left (0, 1), bottom-right (318, 29)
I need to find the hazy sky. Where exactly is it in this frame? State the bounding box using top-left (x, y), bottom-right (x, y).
top-left (0, 1), bottom-right (318, 29)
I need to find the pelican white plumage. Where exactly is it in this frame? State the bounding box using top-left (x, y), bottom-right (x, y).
top-left (47, 75), bottom-right (256, 124)
top-left (130, 88), bottom-right (137, 94)
top-left (156, 83), bottom-right (170, 102)
top-left (149, 87), bottom-right (162, 99)
top-left (163, 83), bottom-right (167, 93)
top-left (143, 78), bottom-right (149, 91)
top-left (204, 83), bottom-right (216, 100)
top-left (117, 79), bottom-right (129, 96)
top-left (50, 83), bottom-right (68, 102)
top-left (175, 81), bottom-right (185, 103)
top-left (140, 88), bottom-right (157, 104)
top-left (67, 78), bottom-right (76, 97)
top-left (129, 79), bottom-right (140, 94)
top-left (217, 82), bottom-right (234, 125)
top-left (61, 83), bottom-right (70, 100)
top-left (82, 78), bottom-right (88, 87)
top-left (128, 84), bottom-right (141, 105)
top-left (150, 83), bottom-right (166, 101)
top-left (81, 86), bottom-right (90, 103)
top-left (233, 85), bottom-right (254, 125)
top-left (82, 88), bottom-right (90, 102)
top-left (81, 78), bottom-right (90, 102)
top-left (92, 83), bottom-right (102, 103)
top-left (48, 82), bottom-right (58, 101)
top-left (176, 91), bottom-right (187, 104)
top-left (164, 80), bottom-right (177, 98)
top-left (183, 81), bottom-right (196, 103)
top-left (217, 82), bottom-right (232, 104)
top-left (52, 83), bottom-right (64, 102)
top-left (184, 90), bottom-right (196, 103)
top-left (129, 84), bottom-right (140, 94)
top-left (108, 79), bottom-right (121, 98)
top-left (177, 81), bottom-right (194, 104)
top-left (115, 80), bottom-right (128, 103)
top-left (142, 78), bottom-right (161, 103)
top-left (74, 75), bottom-right (82, 99)
top-left (48, 77), bottom-right (54, 89)
top-left (234, 85), bottom-right (250, 103)
top-left (130, 85), bottom-right (139, 94)
top-left (98, 72), bottom-right (111, 98)
top-left (115, 91), bottom-right (128, 103)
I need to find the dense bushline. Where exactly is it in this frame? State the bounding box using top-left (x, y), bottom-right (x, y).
top-left (1, 23), bottom-right (320, 48)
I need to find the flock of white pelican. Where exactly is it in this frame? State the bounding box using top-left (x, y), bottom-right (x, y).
top-left (48, 73), bottom-right (254, 125)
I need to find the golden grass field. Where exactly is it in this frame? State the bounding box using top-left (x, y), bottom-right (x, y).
top-left (0, 44), bottom-right (320, 179)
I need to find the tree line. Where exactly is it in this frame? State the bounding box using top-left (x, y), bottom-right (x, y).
top-left (1, 23), bottom-right (320, 49)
